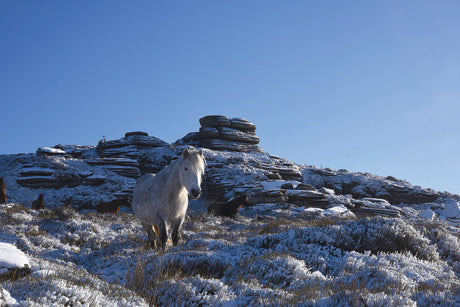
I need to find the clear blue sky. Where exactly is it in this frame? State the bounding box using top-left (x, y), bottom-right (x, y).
top-left (1, 1), bottom-right (459, 195)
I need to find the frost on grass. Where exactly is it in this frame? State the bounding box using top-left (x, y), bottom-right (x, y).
top-left (1, 203), bottom-right (460, 306)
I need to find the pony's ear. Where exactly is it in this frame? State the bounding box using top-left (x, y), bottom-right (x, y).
top-left (199, 149), bottom-right (204, 156)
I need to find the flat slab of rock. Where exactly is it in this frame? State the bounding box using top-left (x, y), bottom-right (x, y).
top-left (352, 199), bottom-right (405, 217)
top-left (103, 165), bottom-right (140, 178)
top-left (217, 127), bottom-right (259, 144)
top-left (83, 175), bottom-right (107, 185)
top-left (200, 139), bottom-right (263, 153)
top-left (285, 190), bottom-right (329, 207)
top-left (16, 176), bottom-right (60, 188)
top-left (20, 167), bottom-right (55, 177)
top-left (230, 118), bottom-right (256, 132)
top-left (100, 145), bottom-right (141, 158)
top-left (125, 131), bottom-right (149, 137)
top-left (85, 158), bottom-right (139, 167)
top-left (199, 127), bottom-right (219, 139)
top-left (199, 115), bottom-right (231, 128)
top-left (249, 189), bottom-right (288, 204)
top-left (36, 147), bottom-right (66, 155)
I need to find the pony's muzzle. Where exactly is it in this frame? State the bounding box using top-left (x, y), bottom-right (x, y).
top-left (190, 188), bottom-right (201, 199)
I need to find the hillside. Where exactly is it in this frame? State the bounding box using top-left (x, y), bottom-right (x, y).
top-left (1, 115), bottom-right (459, 306)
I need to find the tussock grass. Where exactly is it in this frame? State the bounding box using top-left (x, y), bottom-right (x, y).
top-left (2, 202), bottom-right (459, 306)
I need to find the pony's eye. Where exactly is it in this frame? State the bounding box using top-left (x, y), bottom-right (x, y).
top-left (184, 167), bottom-right (188, 171)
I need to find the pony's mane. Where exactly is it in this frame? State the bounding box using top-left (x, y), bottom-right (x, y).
top-left (184, 149), bottom-right (206, 174)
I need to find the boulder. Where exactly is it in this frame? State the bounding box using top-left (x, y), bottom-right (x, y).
top-left (285, 190), bottom-right (329, 208)
top-left (384, 184), bottom-right (438, 204)
top-left (267, 172), bottom-right (282, 180)
top-left (419, 209), bottom-right (436, 220)
top-left (441, 201), bottom-right (460, 219)
top-left (249, 189), bottom-right (288, 205)
top-left (280, 182), bottom-right (294, 190)
top-left (199, 115), bottom-right (231, 128)
top-left (296, 183), bottom-right (316, 191)
top-left (351, 198), bottom-right (405, 217)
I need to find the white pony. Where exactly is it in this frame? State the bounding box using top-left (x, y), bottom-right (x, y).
top-left (133, 147), bottom-right (205, 248)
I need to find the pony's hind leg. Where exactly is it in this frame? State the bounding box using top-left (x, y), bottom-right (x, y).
top-left (141, 222), bottom-right (157, 249)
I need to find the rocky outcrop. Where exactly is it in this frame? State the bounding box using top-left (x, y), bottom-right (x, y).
top-left (97, 132), bottom-right (169, 159)
top-left (1, 115), bottom-right (455, 218)
top-left (301, 167), bottom-right (441, 205)
top-left (175, 115), bottom-right (263, 153)
top-left (202, 150), bottom-right (302, 202)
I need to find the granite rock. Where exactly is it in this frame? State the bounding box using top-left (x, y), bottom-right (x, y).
top-left (199, 115), bottom-right (231, 128)
top-left (176, 115), bottom-right (263, 153)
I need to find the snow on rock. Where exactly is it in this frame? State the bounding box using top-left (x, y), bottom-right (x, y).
top-left (439, 201), bottom-right (460, 225)
top-left (261, 180), bottom-right (301, 191)
top-left (0, 243), bottom-right (30, 274)
top-left (97, 132), bottom-right (169, 159)
top-left (3, 114), bottom-right (457, 218)
top-left (300, 166), bottom-right (441, 205)
top-left (36, 147), bottom-right (66, 155)
top-left (441, 201), bottom-right (460, 219)
top-left (0, 115), bottom-right (459, 306)
top-left (419, 209), bottom-right (437, 220)
top-left (323, 205), bottom-right (354, 218)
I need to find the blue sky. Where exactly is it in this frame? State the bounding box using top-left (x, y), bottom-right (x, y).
top-left (1, 1), bottom-right (459, 195)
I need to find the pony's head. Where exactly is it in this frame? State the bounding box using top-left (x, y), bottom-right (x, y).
top-left (179, 147), bottom-right (206, 199)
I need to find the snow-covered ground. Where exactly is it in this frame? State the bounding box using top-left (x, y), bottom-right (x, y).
top-left (1, 132), bottom-right (460, 305)
top-left (1, 201), bottom-right (459, 306)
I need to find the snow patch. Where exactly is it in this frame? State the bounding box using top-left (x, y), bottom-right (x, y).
top-left (0, 243), bottom-right (30, 271)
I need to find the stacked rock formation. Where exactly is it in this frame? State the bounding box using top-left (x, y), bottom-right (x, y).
top-left (97, 131), bottom-right (168, 159)
top-left (176, 115), bottom-right (263, 153)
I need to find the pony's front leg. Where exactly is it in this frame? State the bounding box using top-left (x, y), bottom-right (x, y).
top-left (158, 219), bottom-right (168, 249)
top-left (171, 218), bottom-right (184, 246)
